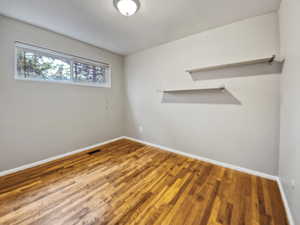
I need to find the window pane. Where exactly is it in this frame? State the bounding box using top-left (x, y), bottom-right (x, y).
top-left (73, 61), bottom-right (107, 84)
top-left (16, 48), bottom-right (71, 81)
top-left (15, 43), bottom-right (111, 88)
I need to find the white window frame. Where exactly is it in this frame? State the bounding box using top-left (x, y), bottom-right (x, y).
top-left (15, 42), bottom-right (111, 88)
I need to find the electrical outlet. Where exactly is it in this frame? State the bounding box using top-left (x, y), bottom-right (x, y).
top-left (138, 125), bottom-right (143, 133)
top-left (291, 179), bottom-right (296, 190)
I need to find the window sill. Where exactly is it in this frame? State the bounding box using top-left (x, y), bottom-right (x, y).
top-left (15, 77), bottom-right (111, 88)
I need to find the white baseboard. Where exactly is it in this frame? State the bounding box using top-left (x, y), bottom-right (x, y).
top-left (124, 136), bottom-right (277, 180)
top-left (0, 136), bottom-right (125, 177)
top-left (124, 136), bottom-right (297, 225)
top-left (0, 135), bottom-right (294, 225)
top-left (276, 178), bottom-right (295, 225)
top-left (0, 135), bottom-right (277, 181)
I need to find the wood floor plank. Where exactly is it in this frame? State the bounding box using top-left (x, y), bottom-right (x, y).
top-left (0, 139), bottom-right (289, 225)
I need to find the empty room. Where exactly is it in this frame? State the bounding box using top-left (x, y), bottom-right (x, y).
top-left (0, 0), bottom-right (299, 224)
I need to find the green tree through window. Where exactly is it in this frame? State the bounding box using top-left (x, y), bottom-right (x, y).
top-left (16, 43), bottom-right (110, 87)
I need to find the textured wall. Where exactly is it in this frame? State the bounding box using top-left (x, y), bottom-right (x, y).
top-left (279, 0), bottom-right (300, 223)
top-left (0, 16), bottom-right (125, 171)
top-left (125, 13), bottom-right (280, 174)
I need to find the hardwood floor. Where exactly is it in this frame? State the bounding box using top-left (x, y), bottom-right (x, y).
top-left (0, 139), bottom-right (288, 225)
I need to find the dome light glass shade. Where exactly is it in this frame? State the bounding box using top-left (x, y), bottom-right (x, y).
top-left (114, 0), bottom-right (140, 16)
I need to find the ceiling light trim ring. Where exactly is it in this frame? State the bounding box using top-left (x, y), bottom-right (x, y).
top-left (113, 0), bottom-right (140, 16)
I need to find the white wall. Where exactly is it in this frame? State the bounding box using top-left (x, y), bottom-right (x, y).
top-left (279, 0), bottom-right (300, 223)
top-left (0, 13), bottom-right (282, 177)
top-left (125, 13), bottom-right (280, 174)
top-left (0, 16), bottom-right (125, 171)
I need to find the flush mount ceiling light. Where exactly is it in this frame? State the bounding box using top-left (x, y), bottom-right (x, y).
top-left (114, 0), bottom-right (140, 16)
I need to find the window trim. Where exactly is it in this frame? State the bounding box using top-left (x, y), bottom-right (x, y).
top-left (14, 41), bottom-right (111, 88)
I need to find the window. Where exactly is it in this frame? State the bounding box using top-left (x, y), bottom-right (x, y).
top-left (15, 42), bottom-right (111, 87)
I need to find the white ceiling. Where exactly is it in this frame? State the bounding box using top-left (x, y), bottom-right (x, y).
top-left (0, 0), bottom-right (281, 55)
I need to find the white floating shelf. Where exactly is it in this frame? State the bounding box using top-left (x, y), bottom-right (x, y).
top-left (162, 87), bottom-right (225, 94)
top-left (186, 55), bottom-right (284, 81)
top-left (161, 87), bottom-right (240, 105)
